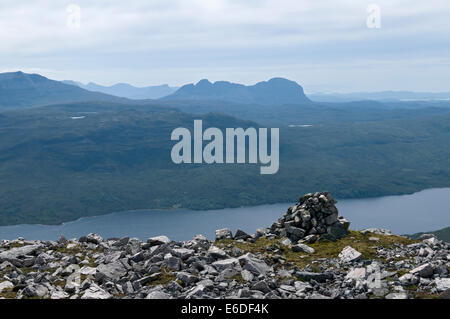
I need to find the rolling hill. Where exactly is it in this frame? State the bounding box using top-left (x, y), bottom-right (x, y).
top-left (0, 71), bottom-right (130, 109)
top-left (0, 101), bottom-right (449, 225)
top-left (406, 227), bottom-right (450, 243)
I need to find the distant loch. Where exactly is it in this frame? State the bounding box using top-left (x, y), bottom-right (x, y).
top-left (0, 188), bottom-right (449, 241)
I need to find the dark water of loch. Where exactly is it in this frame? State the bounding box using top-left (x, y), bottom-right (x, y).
top-left (0, 188), bottom-right (449, 241)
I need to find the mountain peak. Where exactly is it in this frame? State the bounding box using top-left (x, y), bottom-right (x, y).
top-left (0, 71), bottom-right (127, 109)
top-left (196, 79), bottom-right (213, 86)
top-left (164, 78), bottom-right (310, 105)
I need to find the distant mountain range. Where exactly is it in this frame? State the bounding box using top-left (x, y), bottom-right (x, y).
top-left (63, 80), bottom-right (178, 100)
top-left (0, 72), bottom-right (312, 109)
top-left (3, 71), bottom-right (450, 111)
top-left (0, 71), bottom-right (129, 109)
top-left (308, 91), bottom-right (450, 102)
top-left (162, 78), bottom-right (311, 105)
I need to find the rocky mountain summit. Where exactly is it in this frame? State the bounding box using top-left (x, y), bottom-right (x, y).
top-left (163, 77), bottom-right (311, 105)
top-left (0, 192), bottom-right (449, 299)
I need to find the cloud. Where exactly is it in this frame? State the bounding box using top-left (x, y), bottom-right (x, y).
top-left (0, 0), bottom-right (449, 90)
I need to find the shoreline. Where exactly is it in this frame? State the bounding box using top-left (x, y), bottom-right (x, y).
top-left (1, 186), bottom-right (449, 229)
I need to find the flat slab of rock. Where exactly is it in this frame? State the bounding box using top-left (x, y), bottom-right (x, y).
top-left (0, 244), bottom-right (41, 261)
top-left (435, 278), bottom-right (450, 292)
top-left (295, 271), bottom-right (333, 283)
top-left (410, 263), bottom-right (433, 278)
top-left (238, 253), bottom-right (272, 276)
top-left (147, 236), bottom-right (171, 246)
top-left (207, 246), bottom-right (228, 259)
top-left (345, 268), bottom-right (366, 281)
top-left (81, 284), bottom-right (111, 299)
top-left (292, 243), bottom-right (315, 254)
top-left (96, 260), bottom-right (128, 282)
top-left (212, 258), bottom-right (240, 271)
top-left (146, 290), bottom-right (172, 299)
top-left (385, 292), bottom-right (408, 299)
top-left (360, 228), bottom-right (392, 236)
top-left (339, 246), bottom-right (362, 263)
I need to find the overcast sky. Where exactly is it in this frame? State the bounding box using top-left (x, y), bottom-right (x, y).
top-left (0, 0), bottom-right (449, 92)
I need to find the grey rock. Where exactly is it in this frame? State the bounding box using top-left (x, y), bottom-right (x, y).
top-left (186, 284), bottom-right (206, 299)
top-left (251, 281), bottom-right (271, 294)
top-left (171, 248), bottom-right (194, 260)
top-left (81, 284), bottom-right (111, 299)
top-left (285, 225), bottom-right (305, 240)
top-left (146, 290), bottom-right (171, 299)
top-left (294, 281), bottom-right (312, 293)
top-left (292, 243), bottom-right (315, 254)
top-left (360, 228), bottom-right (392, 236)
top-left (435, 278), bottom-right (450, 292)
top-left (279, 238), bottom-right (292, 246)
top-left (385, 292), bottom-right (408, 299)
top-left (299, 235), bottom-right (318, 244)
top-left (215, 228), bottom-right (232, 240)
top-left (164, 255), bottom-right (182, 271)
top-left (410, 263), bottom-right (434, 278)
top-left (50, 290), bottom-right (70, 299)
top-left (207, 246), bottom-right (228, 259)
top-left (345, 268), bottom-right (366, 281)
top-left (176, 272), bottom-right (198, 286)
top-left (241, 269), bottom-right (254, 282)
top-left (339, 246), bottom-right (362, 263)
top-left (0, 281), bottom-right (14, 293)
top-left (96, 260), bottom-right (128, 282)
top-left (212, 258), bottom-right (240, 271)
top-left (25, 284), bottom-right (48, 298)
top-left (294, 271), bottom-right (333, 283)
top-left (234, 229), bottom-right (251, 240)
top-left (147, 236), bottom-right (171, 246)
top-left (0, 244), bottom-right (42, 262)
top-left (238, 253), bottom-right (272, 276)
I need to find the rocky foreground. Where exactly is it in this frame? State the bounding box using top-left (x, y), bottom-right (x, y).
top-left (0, 192), bottom-right (449, 299)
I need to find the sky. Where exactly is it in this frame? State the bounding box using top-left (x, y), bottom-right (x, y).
top-left (0, 0), bottom-right (449, 92)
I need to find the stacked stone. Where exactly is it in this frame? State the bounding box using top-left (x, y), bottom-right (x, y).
top-left (269, 192), bottom-right (350, 243)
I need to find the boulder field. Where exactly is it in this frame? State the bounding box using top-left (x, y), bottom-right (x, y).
top-left (0, 192), bottom-right (449, 299)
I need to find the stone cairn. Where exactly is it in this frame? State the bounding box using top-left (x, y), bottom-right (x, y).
top-left (268, 192), bottom-right (350, 243)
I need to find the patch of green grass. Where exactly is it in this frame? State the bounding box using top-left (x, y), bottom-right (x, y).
top-left (145, 269), bottom-right (177, 287)
top-left (230, 274), bottom-right (246, 284)
top-left (413, 291), bottom-right (441, 299)
top-left (8, 242), bottom-right (24, 248)
top-left (54, 246), bottom-right (83, 255)
top-left (85, 257), bottom-right (98, 268)
top-left (0, 266), bottom-right (13, 278)
top-left (0, 288), bottom-right (17, 299)
top-left (53, 279), bottom-right (66, 288)
top-left (19, 267), bottom-right (37, 275)
top-left (216, 231), bottom-right (418, 270)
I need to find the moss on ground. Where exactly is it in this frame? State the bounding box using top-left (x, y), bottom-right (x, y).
top-left (230, 274), bottom-right (246, 284)
top-left (216, 230), bottom-right (418, 269)
top-left (145, 269), bottom-right (177, 287)
top-left (8, 242), bottom-right (24, 248)
top-left (0, 288), bottom-right (17, 299)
